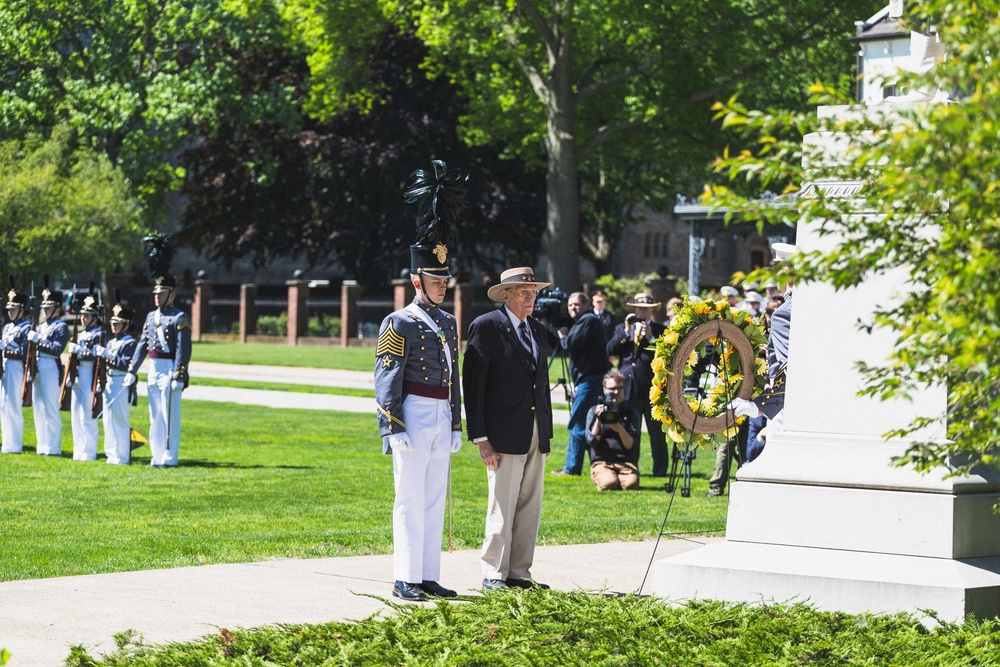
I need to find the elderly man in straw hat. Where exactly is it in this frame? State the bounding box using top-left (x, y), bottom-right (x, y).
top-left (606, 293), bottom-right (669, 477)
top-left (463, 267), bottom-right (554, 591)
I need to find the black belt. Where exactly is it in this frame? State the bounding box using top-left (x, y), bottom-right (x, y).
top-left (149, 350), bottom-right (172, 359)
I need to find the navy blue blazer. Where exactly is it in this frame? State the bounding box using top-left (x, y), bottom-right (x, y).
top-left (462, 307), bottom-right (553, 455)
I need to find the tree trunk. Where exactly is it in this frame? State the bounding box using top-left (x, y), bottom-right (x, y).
top-left (542, 9), bottom-right (581, 292)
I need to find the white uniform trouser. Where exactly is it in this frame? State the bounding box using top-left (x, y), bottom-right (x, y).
top-left (71, 361), bottom-right (99, 461)
top-left (32, 356), bottom-right (62, 456)
top-left (148, 358), bottom-right (181, 466)
top-left (481, 419), bottom-right (545, 581)
top-left (103, 373), bottom-right (132, 465)
top-left (392, 394), bottom-right (452, 583)
top-left (1, 359), bottom-right (25, 453)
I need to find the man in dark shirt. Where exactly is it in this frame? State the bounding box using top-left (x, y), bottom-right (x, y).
top-left (586, 371), bottom-right (641, 491)
top-left (552, 292), bottom-right (611, 476)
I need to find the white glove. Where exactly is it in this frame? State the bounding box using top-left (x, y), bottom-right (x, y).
top-left (386, 433), bottom-right (413, 452)
top-left (170, 380), bottom-right (182, 391)
top-left (729, 398), bottom-right (761, 419)
top-left (95, 345), bottom-right (108, 359)
top-left (67, 342), bottom-right (82, 355)
top-left (27, 330), bottom-right (39, 342)
top-left (123, 372), bottom-right (136, 387)
top-left (450, 431), bottom-right (463, 453)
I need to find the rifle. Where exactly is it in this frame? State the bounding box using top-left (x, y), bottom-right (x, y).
top-left (59, 315), bottom-right (78, 412)
top-left (21, 293), bottom-right (38, 407)
top-left (91, 327), bottom-right (105, 419)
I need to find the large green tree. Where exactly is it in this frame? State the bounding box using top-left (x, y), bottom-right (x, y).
top-left (0, 126), bottom-right (142, 283)
top-left (290, 0), bottom-right (878, 289)
top-left (0, 0), bottom-right (294, 223)
top-left (708, 0), bottom-right (1000, 475)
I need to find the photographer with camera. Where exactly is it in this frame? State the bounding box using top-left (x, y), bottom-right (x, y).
top-left (586, 371), bottom-right (641, 491)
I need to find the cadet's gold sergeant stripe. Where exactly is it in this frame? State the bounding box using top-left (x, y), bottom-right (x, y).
top-left (376, 320), bottom-right (405, 358)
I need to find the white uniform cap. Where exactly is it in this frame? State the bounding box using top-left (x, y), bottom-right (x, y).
top-left (771, 242), bottom-right (799, 261)
top-left (720, 285), bottom-right (740, 297)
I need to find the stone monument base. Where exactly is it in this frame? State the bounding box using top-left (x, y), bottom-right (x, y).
top-left (652, 539), bottom-right (1000, 623)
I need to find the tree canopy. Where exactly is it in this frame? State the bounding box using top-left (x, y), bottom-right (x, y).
top-left (290, 0), bottom-right (880, 289)
top-left (707, 0), bottom-right (1000, 475)
top-left (0, 126), bottom-right (143, 284)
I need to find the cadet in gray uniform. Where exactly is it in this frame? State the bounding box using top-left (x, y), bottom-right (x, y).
top-left (1, 282), bottom-right (31, 454)
top-left (125, 234), bottom-right (192, 467)
top-left (96, 293), bottom-right (138, 465)
top-left (29, 283), bottom-right (70, 456)
top-left (375, 160), bottom-right (465, 603)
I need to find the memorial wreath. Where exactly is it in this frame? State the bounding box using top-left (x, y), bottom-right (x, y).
top-left (649, 296), bottom-right (769, 448)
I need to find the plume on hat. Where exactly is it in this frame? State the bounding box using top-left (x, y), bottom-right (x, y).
top-left (142, 233), bottom-right (176, 280)
top-left (404, 160), bottom-right (466, 251)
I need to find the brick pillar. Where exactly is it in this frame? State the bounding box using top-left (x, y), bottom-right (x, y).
top-left (239, 283), bottom-right (257, 343)
top-left (453, 282), bottom-right (473, 346)
top-left (392, 277), bottom-right (415, 310)
top-left (340, 281), bottom-right (359, 347)
top-left (191, 279), bottom-right (213, 342)
top-left (286, 280), bottom-right (309, 345)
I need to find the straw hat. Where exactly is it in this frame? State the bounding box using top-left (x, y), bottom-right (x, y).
top-left (625, 293), bottom-right (661, 309)
top-left (487, 267), bottom-right (550, 302)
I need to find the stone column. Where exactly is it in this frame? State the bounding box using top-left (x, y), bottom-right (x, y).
top-left (191, 279), bottom-right (212, 342)
top-left (286, 279), bottom-right (309, 346)
top-left (239, 284), bottom-right (257, 343)
top-left (340, 281), bottom-right (359, 347)
top-left (392, 277), bottom-right (414, 310)
top-left (452, 282), bottom-right (473, 345)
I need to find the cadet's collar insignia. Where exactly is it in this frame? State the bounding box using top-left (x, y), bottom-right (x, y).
top-left (433, 244), bottom-right (448, 263)
top-left (381, 356), bottom-right (394, 369)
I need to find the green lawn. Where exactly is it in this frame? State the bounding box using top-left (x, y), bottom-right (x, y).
top-left (0, 400), bottom-right (725, 582)
top-left (192, 341), bottom-right (375, 371)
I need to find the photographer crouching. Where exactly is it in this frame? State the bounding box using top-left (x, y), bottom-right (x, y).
top-left (586, 371), bottom-right (641, 491)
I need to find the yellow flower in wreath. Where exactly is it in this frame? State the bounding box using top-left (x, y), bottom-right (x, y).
top-left (651, 356), bottom-right (665, 374)
top-left (649, 384), bottom-right (662, 403)
top-left (661, 330), bottom-right (679, 346)
top-left (715, 300), bottom-right (727, 312)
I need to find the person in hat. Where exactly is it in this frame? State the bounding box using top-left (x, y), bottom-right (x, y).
top-left (65, 289), bottom-right (104, 461)
top-left (124, 234), bottom-right (192, 468)
top-left (551, 292), bottom-right (612, 476)
top-left (463, 266), bottom-right (553, 590)
top-left (590, 290), bottom-right (617, 342)
top-left (374, 161), bottom-right (464, 602)
top-left (95, 292), bottom-right (138, 465)
top-left (28, 281), bottom-right (70, 456)
top-left (1, 281), bottom-right (31, 454)
top-left (606, 292), bottom-right (669, 477)
top-left (720, 285), bottom-right (741, 307)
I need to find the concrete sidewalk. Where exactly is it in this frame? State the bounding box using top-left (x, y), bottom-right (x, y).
top-left (0, 537), bottom-right (717, 667)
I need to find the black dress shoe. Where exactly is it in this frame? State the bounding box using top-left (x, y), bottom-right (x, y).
top-left (419, 580), bottom-right (457, 598)
top-left (481, 578), bottom-right (509, 591)
top-left (506, 578), bottom-right (550, 590)
top-left (392, 580), bottom-right (427, 601)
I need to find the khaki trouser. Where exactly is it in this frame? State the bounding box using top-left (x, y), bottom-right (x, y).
top-left (590, 461), bottom-right (640, 491)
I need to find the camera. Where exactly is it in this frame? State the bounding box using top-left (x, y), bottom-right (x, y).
top-left (532, 287), bottom-right (572, 327)
top-left (597, 392), bottom-right (620, 424)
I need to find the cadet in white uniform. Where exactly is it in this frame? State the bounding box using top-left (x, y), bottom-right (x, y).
top-left (96, 294), bottom-right (137, 465)
top-left (375, 161), bottom-right (464, 602)
top-left (1, 282), bottom-right (31, 454)
top-left (125, 234), bottom-right (192, 468)
top-left (67, 290), bottom-right (103, 461)
top-left (29, 284), bottom-right (70, 456)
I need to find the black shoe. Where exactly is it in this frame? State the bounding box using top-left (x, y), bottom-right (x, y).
top-left (419, 580), bottom-right (457, 598)
top-left (392, 580), bottom-right (427, 601)
top-left (481, 578), bottom-right (509, 591)
top-left (506, 578), bottom-right (550, 590)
